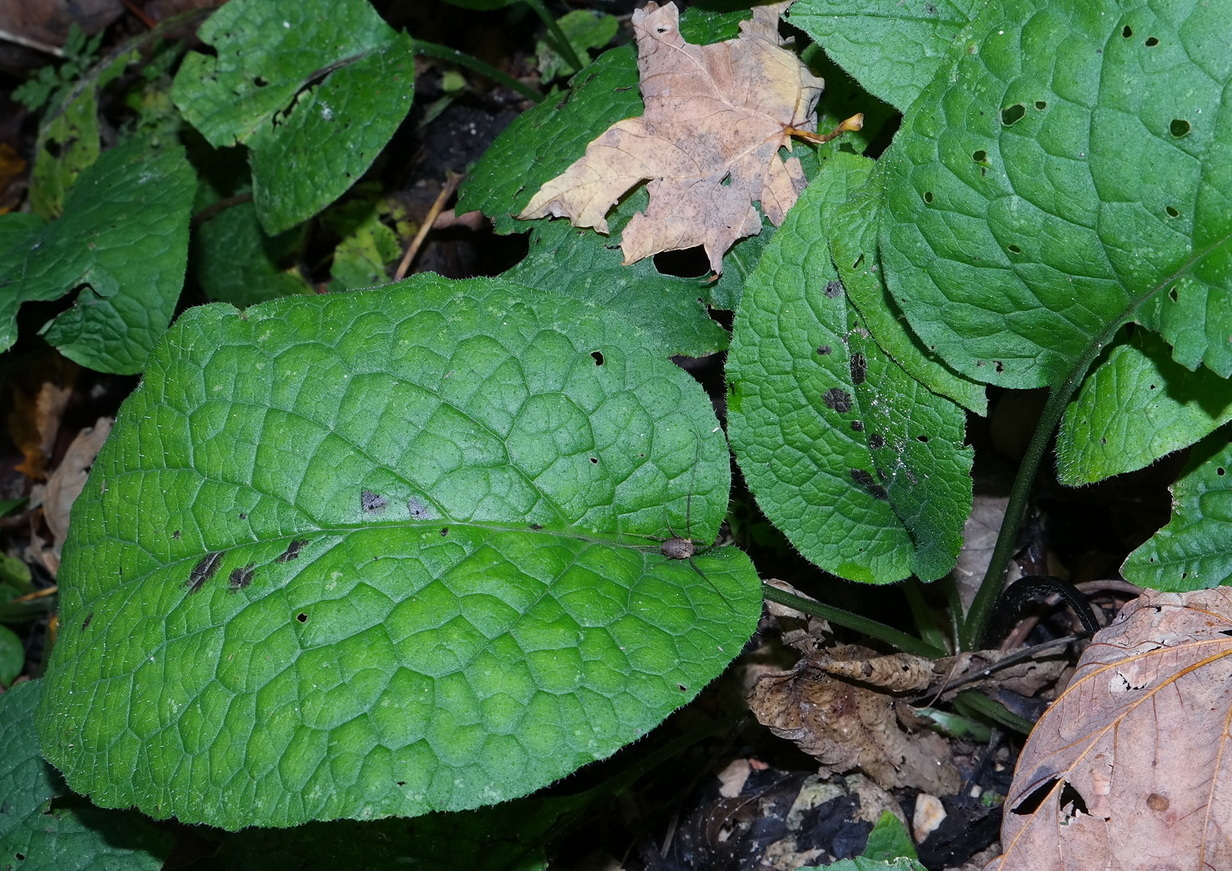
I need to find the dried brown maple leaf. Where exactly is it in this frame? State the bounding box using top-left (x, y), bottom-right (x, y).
top-left (985, 588), bottom-right (1232, 871)
top-left (518, 0), bottom-right (826, 274)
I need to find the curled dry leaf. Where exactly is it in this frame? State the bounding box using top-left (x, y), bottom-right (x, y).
top-left (986, 588), bottom-right (1232, 871)
top-left (748, 645), bottom-right (960, 795)
top-left (518, 0), bottom-right (823, 273)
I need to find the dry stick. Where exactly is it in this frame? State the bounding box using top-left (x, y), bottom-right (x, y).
top-left (11, 586), bottom-right (57, 603)
top-left (393, 172), bottom-right (463, 282)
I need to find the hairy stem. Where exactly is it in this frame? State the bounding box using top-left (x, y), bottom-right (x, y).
top-left (414, 39), bottom-right (544, 103)
top-left (962, 340), bottom-right (1120, 649)
top-left (523, 0), bottom-right (585, 75)
top-left (762, 583), bottom-right (946, 658)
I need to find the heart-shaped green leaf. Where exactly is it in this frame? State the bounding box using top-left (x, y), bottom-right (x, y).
top-left (727, 166), bottom-right (972, 584)
top-left (1058, 330), bottom-right (1232, 484)
top-left (1, 681), bottom-right (173, 870)
top-left (1123, 433), bottom-right (1232, 590)
top-left (37, 275), bottom-right (761, 830)
top-left (0, 138), bottom-right (193, 373)
top-left (171, 0), bottom-right (414, 234)
top-left (788, 0), bottom-right (981, 112)
top-left (880, 0), bottom-right (1232, 387)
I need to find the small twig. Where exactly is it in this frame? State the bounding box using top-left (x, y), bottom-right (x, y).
top-left (192, 193), bottom-right (254, 229)
top-left (394, 172), bottom-right (463, 281)
top-left (121, 0), bottom-right (158, 30)
top-left (11, 585), bottom-right (57, 603)
top-left (0, 28), bottom-right (64, 57)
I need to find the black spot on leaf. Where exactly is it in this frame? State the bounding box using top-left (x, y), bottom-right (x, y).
top-left (172, 530), bottom-right (181, 540)
top-left (361, 490), bottom-right (388, 514)
top-left (1170, 118), bottom-right (1191, 137)
top-left (868, 433), bottom-right (886, 449)
top-left (822, 388), bottom-right (853, 413)
top-left (849, 352), bottom-right (867, 385)
top-left (590, 350), bottom-right (604, 365)
top-left (407, 497), bottom-right (437, 520)
top-left (1145, 36), bottom-right (1159, 46)
top-left (850, 469), bottom-right (889, 500)
top-left (186, 551), bottom-right (224, 593)
top-left (817, 345), bottom-right (832, 356)
top-left (278, 539), bottom-right (309, 562)
top-left (296, 612), bottom-right (309, 623)
top-left (823, 280), bottom-right (844, 298)
top-left (851, 420), bottom-right (864, 432)
top-left (81, 613), bottom-right (93, 630)
top-left (228, 564), bottom-right (256, 591)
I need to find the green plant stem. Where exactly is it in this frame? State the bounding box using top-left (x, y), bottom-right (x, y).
top-left (903, 579), bottom-right (949, 654)
top-left (961, 345), bottom-right (1121, 651)
top-left (953, 690), bottom-right (1035, 735)
top-left (413, 39), bottom-right (544, 103)
top-left (761, 583), bottom-right (946, 658)
top-left (522, 0), bottom-right (585, 74)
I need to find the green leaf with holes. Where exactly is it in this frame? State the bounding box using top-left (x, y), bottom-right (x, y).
top-left (1, 681), bottom-right (173, 870)
top-left (1122, 432), bottom-right (1232, 591)
top-left (880, 0), bottom-right (1232, 388)
top-left (36, 274), bottom-right (761, 830)
top-left (819, 151), bottom-right (985, 415)
top-left (1057, 330), bottom-right (1232, 485)
top-left (727, 166), bottom-right (972, 584)
top-left (0, 137), bottom-right (193, 374)
top-left (171, 0), bottom-right (414, 234)
top-left (788, 0), bottom-right (981, 112)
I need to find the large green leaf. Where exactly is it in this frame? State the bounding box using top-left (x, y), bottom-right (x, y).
top-left (37, 275), bottom-right (761, 830)
top-left (727, 168), bottom-right (972, 584)
top-left (171, 0), bottom-right (414, 234)
top-left (0, 681), bottom-right (172, 870)
top-left (1122, 432), bottom-right (1232, 591)
top-left (788, 0), bottom-right (981, 112)
top-left (0, 137), bottom-right (193, 374)
top-left (880, 0), bottom-right (1232, 388)
top-left (1057, 329), bottom-right (1232, 484)
top-left (503, 205), bottom-right (729, 358)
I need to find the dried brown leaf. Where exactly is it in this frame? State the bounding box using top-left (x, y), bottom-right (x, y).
top-left (986, 588), bottom-right (1232, 871)
top-left (43, 416), bottom-right (112, 550)
top-left (518, 0), bottom-right (823, 273)
top-left (748, 646), bottom-right (960, 794)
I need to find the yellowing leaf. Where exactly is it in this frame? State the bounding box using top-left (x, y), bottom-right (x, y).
top-left (518, 1), bottom-right (824, 273)
top-left (987, 588), bottom-right (1232, 871)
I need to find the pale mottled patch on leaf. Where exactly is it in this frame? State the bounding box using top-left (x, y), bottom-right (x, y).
top-left (518, 1), bottom-right (823, 273)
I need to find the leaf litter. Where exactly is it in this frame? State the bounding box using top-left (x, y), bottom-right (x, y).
top-left (986, 587), bottom-right (1232, 871)
top-left (519, 0), bottom-right (859, 274)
